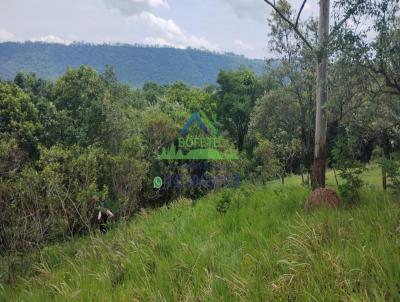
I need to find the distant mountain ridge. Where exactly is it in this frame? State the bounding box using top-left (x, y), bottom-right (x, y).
top-left (0, 42), bottom-right (265, 87)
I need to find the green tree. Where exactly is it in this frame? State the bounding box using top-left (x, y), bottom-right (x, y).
top-left (53, 66), bottom-right (106, 146)
top-left (362, 1), bottom-right (400, 95)
top-left (253, 139), bottom-right (279, 183)
top-left (166, 81), bottom-right (216, 114)
top-left (0, 82), bottom-right (41, 158)
top-left (216, 69), bottom-right (263, 151)
top-left (263, 0), bottom-right (370, 188)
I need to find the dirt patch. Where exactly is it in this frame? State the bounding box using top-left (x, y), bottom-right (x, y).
top-left (305, 188), bottom-right (341, 211)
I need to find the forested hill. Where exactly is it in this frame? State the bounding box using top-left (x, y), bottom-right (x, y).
top-left (0, 42), bottom-right (265, 86)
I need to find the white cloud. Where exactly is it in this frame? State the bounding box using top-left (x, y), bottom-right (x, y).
top-left (102, 0), bottom-right (219, 51)
top-left (140, 12), bottom-right (182, 38)
top-left (147, 0), bottom-right (168, 8)
top-left (217, 0), bottom-right (267, 22)
top-left (234, 39), bottom-right (254, 51)
top-left (31, 34), bottom-right (70, 44)
top-left (0, 29), bottom-right (13, 42)
top-left (139, 12), bottom-right (219, 50)
top-left (104, 0), bottom-right (168, 16)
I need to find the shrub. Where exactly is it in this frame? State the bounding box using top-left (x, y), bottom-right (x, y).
top-left (216, 191), bottom-right (232, 213)
top-left (336, 164), bottom-right (365, 203)
top-left (331, 138), bottom-right (365, 203)
top-left (0, 142), bottom-right (149, 254)
top-left (378, 157), bottom-right (400, 194)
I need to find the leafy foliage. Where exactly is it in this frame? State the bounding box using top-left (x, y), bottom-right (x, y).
top-left (216, 69), bottom-right (263, 151)
top-left (216, 191), bottom-right (232, 213)
top-left (378, 156), bottom-right (400, 194)
top-left (332, 138), bottom-right (366, 203)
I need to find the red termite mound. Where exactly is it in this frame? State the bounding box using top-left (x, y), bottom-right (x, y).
top-left (305, 187), bottom-right (341, 211)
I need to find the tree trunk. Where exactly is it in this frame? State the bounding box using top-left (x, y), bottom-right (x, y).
top-left (381, 136), bottom-right (391, 191)
top-left (382, 166), bottom-right (387, 191)
top-left (312, 0), bottom-right (330, 189)
top-left (333, 167), bottom-right (339, 187)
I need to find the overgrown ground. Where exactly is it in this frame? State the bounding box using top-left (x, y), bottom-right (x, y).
top-left (1, 167), bottom-right (399, 301)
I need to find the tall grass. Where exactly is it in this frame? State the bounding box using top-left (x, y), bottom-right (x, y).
top-left (1, 167), bottom-right (399, 301)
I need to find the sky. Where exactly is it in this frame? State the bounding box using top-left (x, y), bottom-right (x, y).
top-left (0, 0), bottom-right (319, 59)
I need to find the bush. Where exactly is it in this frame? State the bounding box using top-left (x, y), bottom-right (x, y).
top-left (337, 165), bottom-right (365, 203)
top-left (109, 137), bottom-right (148, 216)
top-left (216, 191), bottom-right (232, 213)
top-left (331, 138), bottom-right (365, 203)
top-left (378, 157), bottom-right (400, 194)
top-left (0, 141), bottom-right (149, 254)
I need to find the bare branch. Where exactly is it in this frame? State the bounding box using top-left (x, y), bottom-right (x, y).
top-left (263, 0), bottom-right (314, 51)
top-left (329, 0), bottom-right (364, 40)
top-left (295, 0), bottom-right (307, 28)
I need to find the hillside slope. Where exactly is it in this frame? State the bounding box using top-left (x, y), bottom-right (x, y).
top-left (1, 168), bottom-right (399, 301)
top-left (0, 42), bottom-right (265, 87)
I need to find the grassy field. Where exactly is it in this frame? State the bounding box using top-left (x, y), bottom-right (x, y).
top-left (1, 167), bottom-right (399, 301)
